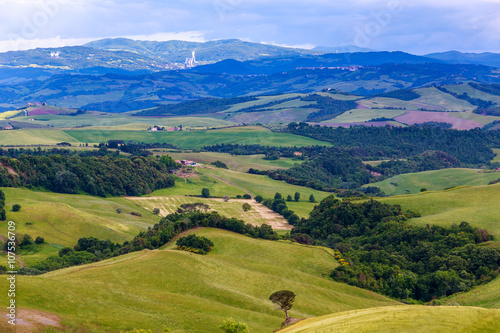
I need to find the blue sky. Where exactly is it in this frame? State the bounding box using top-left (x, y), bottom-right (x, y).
top-left (1, 0), bottom-right (500, 54)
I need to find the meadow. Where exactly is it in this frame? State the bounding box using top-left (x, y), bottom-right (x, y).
top-left (369, 168), bottom-right (500, 195)
top-left (157, 151), bottom-right (303, 172)
top-left (0, 228), bottom-right (397, 332)
top-left (129, 196), bottom-right (291, 229)
top-left (377, 183), bottom-right (500, 244)
top-left (198, 168), bottom-right (332, 217)
top-left (279, 305), bottom-right (500, 333)
top-left (323, 108), bottom-right (407, 123)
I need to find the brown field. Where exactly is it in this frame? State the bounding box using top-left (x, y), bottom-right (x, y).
top-left (394, 111), bottom-right (482, 130)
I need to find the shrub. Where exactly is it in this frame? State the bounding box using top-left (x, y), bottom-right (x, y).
top-left (202, 188), bottom-right (210, 198)
top-left (309, 194), bottom-right (316, 202)
top-left (12, 204), bottom-right (21, 212)
top-left (286, 195), bottom-right (293, 201)
top-left (116, 208), bottom-right (122, 214)
top-left (152, 208), bottom-right (160, 215)
top-left (211, 160), bottom-right (228, 169)
top-left (130, 211), bottom-right (142, 217)
top-left (219, 318), bottom-right (249, 333)
top-left (176, 234), bottom-right (214, 255)
top-left (35, 236), bottom-right (45, 244)
top-left (242, 203), bottom-right (251, 211)
top-left (294, 192), bottom-right (300, 202)
top-left (420, 188), bottom-right (428, 192)
top-left (274, 192), bottom-right (282, 200)
top-left (254, 195), bottom-right (263, 203)
top-left (242, 194), bottom-right (251, 199)
top-left (223, 195), bottom-right (230, 202)
top-left (20, 234), bottom-right (33, 246)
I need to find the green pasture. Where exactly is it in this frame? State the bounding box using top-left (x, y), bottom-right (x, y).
top-left (369, 168), bottom-right (500, 195)
top-left (0, 228), bottom-right (397, 332)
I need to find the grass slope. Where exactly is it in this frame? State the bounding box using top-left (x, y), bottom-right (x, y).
top-left (0, 228), bottom-right (397, 332)
top-left (129, 196), bottom-right (290, 229)
top-left (0, 188), bottom-right (158, 265)
top-left (279, 305), bottom-right (500, 333)
top-left (369, 168), bottom-right (500, 195)
top-left (198, 168), bottom-right (331, 217)
top-left (376, 183), bottom-right (500, 244)
top-left (158, 151), bottom-right (303, 172)
top-left (446, 275), bottom-right (500, 309)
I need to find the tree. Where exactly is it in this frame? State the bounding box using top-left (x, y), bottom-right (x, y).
top-left (218, 318), bottom-right (249, 333)
top-left (12, 204), bottom-right (21, 212)
top-left (152, 208), bottom-right (160, 215)
top-left (202, 188), bottom-right (210, 198)
top-left (243, 194), bottom-right (251, 199)
top-left (269, 290), bottom-right (296, 320)
top-left (309, 194), bottom-right (316, 203)
top-left (35, 236), bottom-right (45, 244)
top-left (223, 195), bottom-right (230, 202)
top-left (274, 192), bottom-right (282, 200)
top-left (242, 203), bottom-right (251, 211)
top-left (420, 188), bottom-right (428, 192)
top-left (286, 195), bottom-right (293, 202)
top-left (254, 195), bottom-right (263, 203)
top-left (294, 192), bottom-right (300, 202)
top-left (116, 208), bottom-right (122, 214)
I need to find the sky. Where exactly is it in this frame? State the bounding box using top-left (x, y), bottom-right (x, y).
top-left (1, 0), bottom-right (500, 54)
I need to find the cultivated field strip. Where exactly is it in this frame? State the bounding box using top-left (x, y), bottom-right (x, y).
top-left (129, 195), bottom-right (292, 230)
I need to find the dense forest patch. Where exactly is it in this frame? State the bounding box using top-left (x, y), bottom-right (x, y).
top-left (292, 197), bottom-right (500, 302)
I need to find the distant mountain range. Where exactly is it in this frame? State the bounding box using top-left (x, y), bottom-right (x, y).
top-left (1, 38), bottom-right (499, 76)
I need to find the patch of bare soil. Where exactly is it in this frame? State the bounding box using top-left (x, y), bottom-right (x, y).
top-left (1, 309), bottom-right (61, 332)
top-left (0, 162), bottom-right (19, 176)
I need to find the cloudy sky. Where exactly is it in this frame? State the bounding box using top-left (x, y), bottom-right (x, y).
top-left (1, 0), bottom-right (500, 54)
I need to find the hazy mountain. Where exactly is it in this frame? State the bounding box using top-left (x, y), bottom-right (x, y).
top-left (0, 46), bottom-right (169, 72)
top-left (84, 38), bottom-right (322, 63)
top-left (426, 51), bottom-right (500, 68)
top-left (313, 45), bottom-right (373, 53)
top-left (194, 51), bottom-right (443, 75)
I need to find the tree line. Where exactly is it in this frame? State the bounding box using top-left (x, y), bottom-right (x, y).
top-left (291, 196), bottom-right (499, 302)
top-left (29, 210), bottom-right (278, 273)
top-left (0, 151), bottom-right (177, 197)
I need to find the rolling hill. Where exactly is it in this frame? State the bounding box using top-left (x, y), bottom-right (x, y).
top-left (0, 228), bottom-right (398, 332)
top-left (279, 305), bottom-right (500, 333)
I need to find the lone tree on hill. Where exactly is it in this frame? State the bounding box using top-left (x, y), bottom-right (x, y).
top-left (202, 188), bottom-right (210, 198)
top-left (294, 192), bottom-right (300, 202)
top-left (269, 290), bottom-right (296, 320)
top-left (309, 194), bottom-right (316, 203)
top-left (242, 203), bottom-right (251, 211)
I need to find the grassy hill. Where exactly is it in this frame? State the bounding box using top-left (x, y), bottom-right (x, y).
top-left (0, 126), bottom-right (330, 148)
top-left (279, 305), bottom-right (500, 333)
top-left (376, 183), bottom-right (500, 244)
top-left (368, 168), bottom-right (500, 195)
top-left (198, 168), bottom-right (332, 217)
top-left (157, 151), bottom-right (303, 172)
top-left (0, 228), bottom-right (397, 332)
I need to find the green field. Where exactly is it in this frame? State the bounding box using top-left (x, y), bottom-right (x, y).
top-left (0, 188), bottom-right (159, 265)
top-left (14, 113), bottom-right (234, 129)
top-left (376, 183), bottom-right (500, 244)
top-left (159, 151), bottom-right (303, 172)
top-left (369, 168), bottom-right (500, 195)
top-left (0, 126), bottom-right (330, 148)
top-left (130, 196), bottom-right (291, 229)
top-left (198, 168), bottom-right (331, 217)
top-left (446, 83), bottom-right (500, 105)
top-left (1, 188), bottom-right (157, 246)
top-left (223, 94), bottom-right (305, 113)
top-left (450, 111), bottom-right (500, 125)
top-left (493, 148), bottom-right (500, 163)
top-left (0, 228), bottom-right (397, 332)
top-left (446, 275), bottom-right (500, 309)
top-left (279, 305), bottom-right (500, 333)
top-left (151, 173), bottom-right (246, 197)
top-left (324, 108), bottom-right (407, 123)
